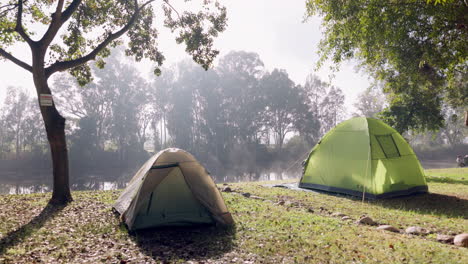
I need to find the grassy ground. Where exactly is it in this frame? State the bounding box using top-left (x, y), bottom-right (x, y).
top-left (0, 169), bottom-right (466, 263)
top-left (425, 167), bottom-right (467, 185)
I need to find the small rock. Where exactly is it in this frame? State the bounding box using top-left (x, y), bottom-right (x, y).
top-left (222, 186), bottom-right (232, 192)
top-left (223, 183), bottom-right (229, 186)
top-left (307, 207), bottom-right (314, 213)
top-left (436, 234), bottom-right (454, 244)
top-left (356, 216), bottom-right (377, 226)
top-left (242, 192), bottom-right (251, 198)
top-left (250, 195), bottom-right (264, 200)
top-left (405, 226), bottom-right (424, 235)
top-left (331, 212), bottom-right (346, 217)
top-left (341, 216), bottom-right (352, 221)
top-left (453, 233), bottom-right (468, 247)
top-left (376, 225), bottom-right (400, 233)
top-left (272, 185), bottom-right (288, 189)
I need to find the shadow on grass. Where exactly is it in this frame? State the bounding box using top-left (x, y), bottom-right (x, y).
top-left (425, 176), bottom-right (468, 185)
top-left (318, 190), bottom-right (468, 219)
top-left (0, 203), bottom-right (65, 255)
top-left (288, 185), bottom-right (468, 219)
top-left (134, 224), bottom-right (236, 262)
top-left (373, 192), bottom-right (468, 219)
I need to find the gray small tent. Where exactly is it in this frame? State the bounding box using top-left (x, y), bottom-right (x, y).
top-left (113, 148), bottom-right (234, 230)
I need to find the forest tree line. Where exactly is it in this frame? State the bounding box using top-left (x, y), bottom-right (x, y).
top-left (0, 49), bottom-right (465, 186)
top-left (0, 50), bottom-right (346, 184)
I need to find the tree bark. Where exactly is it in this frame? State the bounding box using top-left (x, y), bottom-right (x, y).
top-left (32, 49), bottom-right (72, 205)
top-left (36, 91), bottom-right (72, 204)
top-left (465, 110), bottom-right (467, 126)
top-left (45, 109), bottom-right (72, 204)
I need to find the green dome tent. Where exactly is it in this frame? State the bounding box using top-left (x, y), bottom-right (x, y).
top-left (299, 117), bottom-right (427, 199)
top-left (114, 148), bottom-right (234, 231)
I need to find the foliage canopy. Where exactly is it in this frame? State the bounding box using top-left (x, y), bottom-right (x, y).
top-left (0, 0), bottom-right (227, 85)
top-left (306, 0), bottom-right (467, 132)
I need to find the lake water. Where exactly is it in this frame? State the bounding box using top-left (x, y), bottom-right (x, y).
top-left (0, 160), bottom-right (457, 195)
top-left (419, 160), bottom-right (456, 169)
top-left (0, 178), bottom-right (129, 195)
top-left (0, 171), bottom-right (293, 195)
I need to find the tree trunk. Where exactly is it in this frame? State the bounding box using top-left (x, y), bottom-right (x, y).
top-left (160, 116), bottom-right (163, 147)
top-left (163, 114), bottom-right (167, 147)
top-left (45, 110), bottom-right (72, 204)
top-left (15, 127), bottom-right (20, 160)
top-left (32, 50), bottom-right (72, 205)
top-left (465, 110), bottom-right (467, 126)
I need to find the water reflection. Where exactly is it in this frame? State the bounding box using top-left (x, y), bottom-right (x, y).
top-left (0, 160), bottom-right (454, 195)
top-left (419, 160), bottom-right (455, 169)
top-left (0, 183), bottom-right (51, 195)
top-left (0, 180), bottom-right (129, 195)
top-left (0, 171), bottom-right (296, 195)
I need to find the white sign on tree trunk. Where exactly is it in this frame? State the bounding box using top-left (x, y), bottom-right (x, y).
top-left (39, 94), bottom-right (53, 106)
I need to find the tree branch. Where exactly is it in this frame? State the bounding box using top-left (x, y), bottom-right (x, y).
top-left (55, 0), bottom-right (65, 14)
top-left (137, 0), bottom-right (156, 14)
top-left (163, 0), bottom-right (181, 19)
top-left (0, 0), bottom-right (30, 18)
top-left (40, 0), bottom-right (71, 47)
top-left (0, 3), bottom-right (17, 18)
top-left (45, 0), bottom-right (155, 78)
top-left (60, 0), bottom-right (82, 25)
top-left (0, 3), bottom-right (15, 9)
top-left (15, 0), bottom-right (33, 46)
top-left (0, 47), bottom-right (33, 72)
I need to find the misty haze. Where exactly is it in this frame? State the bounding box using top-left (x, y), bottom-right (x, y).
top-left (0, 0), bottom-right (467, 263)
top-left (0, 48), bottom-right (465, 194)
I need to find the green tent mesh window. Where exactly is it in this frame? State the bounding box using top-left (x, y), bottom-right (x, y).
top-left (375, 134), bottom-right (400, 158)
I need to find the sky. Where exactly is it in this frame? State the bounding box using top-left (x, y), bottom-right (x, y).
top-left (0, 0), bottom-right (371, 113)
